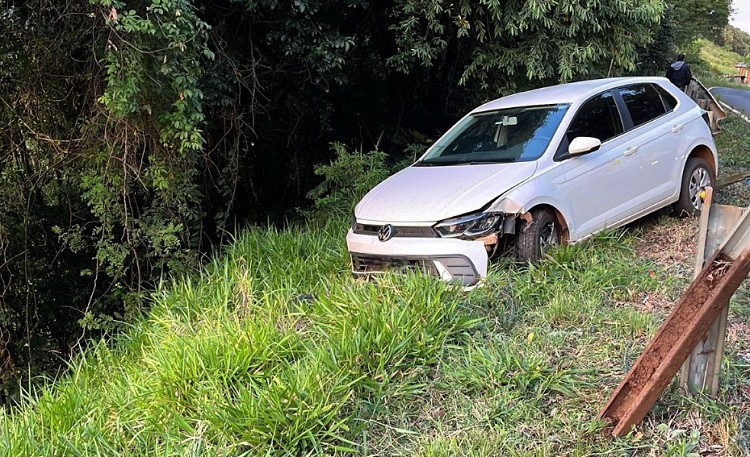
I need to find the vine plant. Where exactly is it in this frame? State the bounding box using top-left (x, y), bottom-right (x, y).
top-left (73, 0), bottom-right (213, 325)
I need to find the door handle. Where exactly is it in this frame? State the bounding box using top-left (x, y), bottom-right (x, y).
top-left (623, 146), bottom-right (638, 156)
top-left (671, 124), bottom-right (684, 133)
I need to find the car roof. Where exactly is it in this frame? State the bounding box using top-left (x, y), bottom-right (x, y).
top-left (473, 77), bottom-right (675, 112)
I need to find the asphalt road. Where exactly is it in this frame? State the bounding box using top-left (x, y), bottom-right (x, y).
top-left (710, 86), bottom-right (750, 116)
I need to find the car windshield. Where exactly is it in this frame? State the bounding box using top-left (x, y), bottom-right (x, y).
top-left (418, 104), bottom-right (569, 166)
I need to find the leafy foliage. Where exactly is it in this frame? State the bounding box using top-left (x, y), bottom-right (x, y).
top-left (719, 25), bottom-right (750, 58)
top-left (0, 0), bottom-right (220, 396)
top-left (388, 0), bottom-right (665, 94)
top-left (635, 7), bottom-right (677, 76)
top-left (306, 143), bottom-right (392, 219)
top-left (0, 0), bottom-right (100, 397)
top-left (670, 0), bottom-right (732, 47)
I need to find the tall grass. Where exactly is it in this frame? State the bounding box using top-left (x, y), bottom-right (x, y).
top-left (0, 221), bottom-right (477, 456)
top-left (4, 210), bottom-right (746, 454)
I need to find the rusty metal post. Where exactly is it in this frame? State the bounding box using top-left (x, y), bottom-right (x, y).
top-left (679, 190), bottom-right (742, 395)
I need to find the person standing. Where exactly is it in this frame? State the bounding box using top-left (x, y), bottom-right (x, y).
top-left (666, 54), bottom-right (692, 91)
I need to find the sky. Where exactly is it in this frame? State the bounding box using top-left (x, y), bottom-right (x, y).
top-left (731, 0), bottom-right (750, 34)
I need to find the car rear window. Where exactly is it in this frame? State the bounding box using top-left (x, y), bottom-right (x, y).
top-left (618, 84), bottom-right (667, 128)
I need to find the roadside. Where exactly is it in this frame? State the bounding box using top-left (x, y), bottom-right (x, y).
top-left (719, 100), bottom-right (750, 123)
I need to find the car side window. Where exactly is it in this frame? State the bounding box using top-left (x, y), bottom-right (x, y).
top-left (618, 84), bottom-right (667, 128)
top-left (566, 91), bottom-right (623, 143)
top-left (653, 83), bottom-right (677, 112)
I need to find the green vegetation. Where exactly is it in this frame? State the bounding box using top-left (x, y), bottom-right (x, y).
top-left (693, 39), bottom-right (748, 78)
top-left (0, 0), bottom-right (746, 396)
top-left (1, 114), bottom-right (749, 456)
top-left (671, 0), bottom-right (731, 46)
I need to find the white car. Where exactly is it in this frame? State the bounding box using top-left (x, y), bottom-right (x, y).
top-left (347, 77), bottom-right (720, 286)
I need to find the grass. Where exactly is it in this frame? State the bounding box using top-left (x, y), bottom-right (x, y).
top-left (688, 38), bottom-right (750, 92)
top-left (1, 77), bottom-right (750, 457)
top-left (714, 115), bottom-right (750, 208)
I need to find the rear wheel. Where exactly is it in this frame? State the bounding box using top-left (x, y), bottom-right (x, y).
top-left (515, 208), bottom-right (559, 263)
top-left (674, 158), bottom-right (714, 217)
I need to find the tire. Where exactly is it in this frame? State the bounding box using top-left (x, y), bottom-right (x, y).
top-left (515, 208), bottom-right (559, 263)
top-left (674, 158), bottom-right (714, 217)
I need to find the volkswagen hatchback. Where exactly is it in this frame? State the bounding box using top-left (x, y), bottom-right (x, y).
top-left (347, 77), bottom-right (720, 286)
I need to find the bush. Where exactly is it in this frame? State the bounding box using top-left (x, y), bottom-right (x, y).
top-left (305, 143), bottom-right (392, 220)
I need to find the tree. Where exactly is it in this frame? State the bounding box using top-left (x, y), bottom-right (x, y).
top-left (636, 7), bottom-right (677, 76)
top-left (388, 0), bottom-right (665, 97)
top-left (720, 25), bottom-right (750, 57)
top-left (670, 0), bottom-right (732, 47)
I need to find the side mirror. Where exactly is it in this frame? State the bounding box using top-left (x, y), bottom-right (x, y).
top-left (568, 136), bottom-right (602, 155)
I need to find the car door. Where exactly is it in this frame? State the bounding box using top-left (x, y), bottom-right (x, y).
top-left (615, 83), bottom-right (684, 209)
top-left (557, 91), bottom-right (645, 239)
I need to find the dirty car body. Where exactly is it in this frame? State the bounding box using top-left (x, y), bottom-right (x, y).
top-left (347, 77), bottom-right (719, 286)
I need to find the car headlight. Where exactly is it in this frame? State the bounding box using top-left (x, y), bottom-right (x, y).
top-left (434, 212), bottom-right (503, 239)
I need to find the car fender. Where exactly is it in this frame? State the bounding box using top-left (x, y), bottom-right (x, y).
top-left (486, 178), bottom-right (572, 238)
top-left (681, 133), bottom-right (718, 177)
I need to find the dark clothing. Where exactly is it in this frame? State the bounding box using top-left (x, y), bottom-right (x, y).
top-left (666, 61), bottom-right (692, 90)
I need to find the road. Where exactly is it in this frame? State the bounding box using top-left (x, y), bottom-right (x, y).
top-left (710, 86), bottom-right (750, 117)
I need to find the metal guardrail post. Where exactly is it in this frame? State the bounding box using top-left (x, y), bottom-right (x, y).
top-left (679, 189), bottom-right (741, 395)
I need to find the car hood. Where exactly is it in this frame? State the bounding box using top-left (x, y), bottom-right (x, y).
top-left (355, 162), bottom-right (537, 223)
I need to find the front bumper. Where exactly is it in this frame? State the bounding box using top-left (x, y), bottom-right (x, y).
top-left (346, 230), bottom-right (489, 286)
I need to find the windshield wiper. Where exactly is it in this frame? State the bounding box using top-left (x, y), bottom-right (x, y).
top-left (417, 158), bottom-right (514, 166)
top-left (465, 159), bottom-right (514, 165)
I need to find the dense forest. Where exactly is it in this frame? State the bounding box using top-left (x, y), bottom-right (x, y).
top-left (0, 0), bottom-right (742, 399)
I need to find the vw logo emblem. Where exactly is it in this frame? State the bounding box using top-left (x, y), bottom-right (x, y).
top-left (377, 224), bottom-right (395, 242)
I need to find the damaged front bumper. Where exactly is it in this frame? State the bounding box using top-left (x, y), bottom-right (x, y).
top-left (346, 229), bottom-right (489, 286)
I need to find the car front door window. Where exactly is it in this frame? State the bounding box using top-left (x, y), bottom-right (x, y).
top-left (618, 84), bottom-right (667, 128)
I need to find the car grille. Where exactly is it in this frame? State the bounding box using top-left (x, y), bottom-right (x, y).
top-left (353, 224), bottom-right (438, 238)
top-left (351, 253), bottom-right (439, 275)
top-left (350, 253), bottom-right (478, 286)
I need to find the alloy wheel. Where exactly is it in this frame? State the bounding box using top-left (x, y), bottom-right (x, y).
top-left (688, 167), bottom-right (710, 211)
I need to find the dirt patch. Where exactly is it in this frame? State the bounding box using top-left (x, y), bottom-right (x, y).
top-left (629, 215), bottom-right (700, 312)
top-left (629, 291), bottom-right (675, 314)
top-left (727, 320), bottom-right (750, 359)
top-left (635, 216), bottom-right (699, 280)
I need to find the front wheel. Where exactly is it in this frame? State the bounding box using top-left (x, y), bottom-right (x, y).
top-left (674, 158), bottom-right (714, 217)
top-left (515, 208), bottom-right (559, 263)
